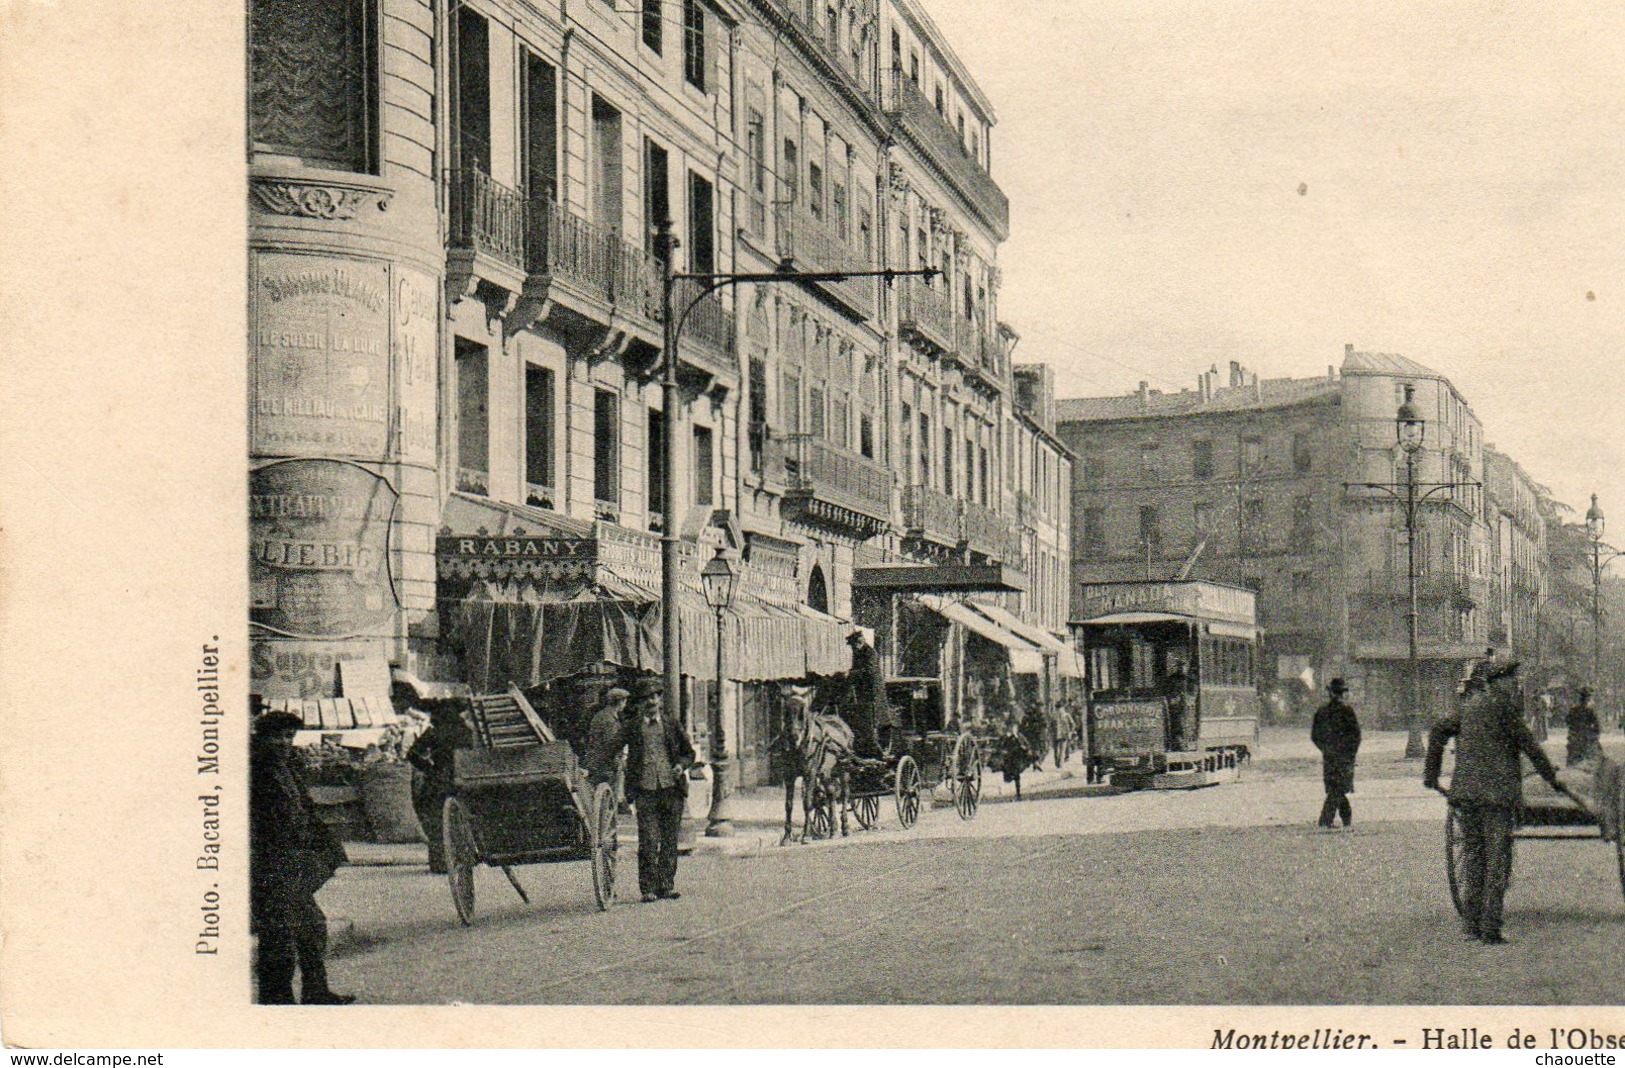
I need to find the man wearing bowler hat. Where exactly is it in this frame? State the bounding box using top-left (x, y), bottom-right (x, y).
top-left (620, 678), bottom-right (695, 902)
top-left (1425, 660), bottom-right (1566, 944)
top-left (1311, 677), bottom-right (1362, 830)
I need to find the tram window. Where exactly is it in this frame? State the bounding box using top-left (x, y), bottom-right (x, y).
top-left (1089, 646), bottom-right (1118, 693)
top-left (1130, 639), bottom-right (1156, 689)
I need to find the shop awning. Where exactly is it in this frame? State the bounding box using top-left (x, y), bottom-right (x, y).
top-left (960, 602), bottom-right (1087, 678)
top-left (917, 594), bottom-right (1046, 675)
top-left (797, 603), bottom-right (856, 676)
top-left (854, 562), bottom-right (1027, 593)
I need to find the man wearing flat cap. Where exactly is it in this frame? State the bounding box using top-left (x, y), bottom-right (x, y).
top-left (1425, 660), bottom-right (1565, 944)
top-left (1311, 678), bottom-right (1361, 829)
top-left (250, 710), bottom-right (353, 1004)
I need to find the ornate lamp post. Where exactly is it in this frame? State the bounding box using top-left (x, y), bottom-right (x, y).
top-left (650, 218), bottom-right (936, 775)
top-left (699, 546), bottom-right (738, 836)
top-left (1583, 493), bottom-right (1623, 688)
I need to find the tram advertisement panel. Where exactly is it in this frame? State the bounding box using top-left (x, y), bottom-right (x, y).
top-left (1092, 699), bottom-right (1165, 756)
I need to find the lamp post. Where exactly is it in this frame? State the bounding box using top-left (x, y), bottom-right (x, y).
top-left (1343, 384), bottom-right (1476, 758)
top-left (1583, 493), bottom-right (1623, 689)
top-left (651, 218), bottom-right (937, 758)
top-left (699, 546), bottom-right (738, 836)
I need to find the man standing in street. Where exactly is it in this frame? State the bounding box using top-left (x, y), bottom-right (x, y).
top-left (583, 685), bottom-right (630, 787)
top-left (1311, 678), bottom-right (1361, 830)
top-left (1566, 687), bottom-right (1602, 766)
top-left (844, 629), bottom-right (891, 757)
top-left (622, 678), bottom-right (695, 902)
top-left (1424, 660), bottom-right (1565, 944)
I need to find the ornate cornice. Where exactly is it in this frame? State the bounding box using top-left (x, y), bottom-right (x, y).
top-left (252, 176), bottom-right (394, 220)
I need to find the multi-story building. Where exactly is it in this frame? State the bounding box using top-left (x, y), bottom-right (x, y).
top-left (1059, 348), bottom-right (1501, 727)
top-left (247, 0), bottom-right (1069, 785)
top-left (1483, 445), bottom-right (1548, 668)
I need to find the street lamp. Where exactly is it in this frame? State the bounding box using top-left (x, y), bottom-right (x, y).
top-left (650, 218), bottom-right (937, 772)
top-left (699, 546), bottom-right (738, 836)
top-left (1583, 493), bottom-right (1623, 688)
top-left (1343, 384), bottom-right (1478, 758)
top-left (1396, 385), bottom-right (1426, 757)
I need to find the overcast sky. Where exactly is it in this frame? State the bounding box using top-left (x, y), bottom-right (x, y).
top-left (924, 0), bottom-right (1625, 525)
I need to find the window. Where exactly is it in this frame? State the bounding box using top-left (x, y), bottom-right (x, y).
top-left (919, 413), bottom-right (932, 486)
top-left (858, 206), bottom-right (873, 262)
top-left (453, 7), bottom-right (490, 172)
top-left (693, 425), bottom-right (714, 506)
top-left (636, 135), bottom-right (668, 249)
top-left (899, 403), bottom-right (913, 473)
top-left (964, 437), bottom-right (976, 500)
top-left (646, 408), bottom-right (665, 517)
top-left (781, 370), bottom-right (801, 432)
top-left (745, 110), bottom-right (767, 235)
top-left (687, 171), bottom-right (715, 273)
top-left (455, 339), bottom-right (489, 494)
top-left (642, 0), bottom-right (663, 54)
top-left (682, 0), bottom-right (707, 91)
top-left (1139, 442), bottom-right (1160, 481)
top-left (1139, 506), bottom-right (1162, 558)
top-left (782, 139), bottom-right (799, 203)
top-left (808, 386), bottom-right (826, 439)
top-left (1290, 495), bottom-right (1314, 553)
top-left (1292, 571), bottom-right (1314, 600)
top-left (251, 0), bottom-right (377, 172)
top-left (747, 357), bottom-right (767, 474)
top-left (807, 162), bottom-right (824, 218)
top-left (978, 446), bottom-right (990, 507)
top-left (1192, 440), bottom-right (1214, 481)
top-left (890, 27), bottom-right (901, 72)
top-left (1083, 507), bottom-right (1106, 557)
top-left (957, 112), bottom-right (965, 147)
top-left (1241, 498), bottom-right (1266, 554)
top-left (523, 364), bottom-right (555, 499)
top-left (910, 50), bottom-right (920, 84)
top-left (594, 391), bottom-right (620, 506)
top-left (591, 95), bottom-right (623, 229)
top-left (1292, 431), bottom-right (1312, 474)
top-left (523, 53), bottom-right (558, 200)
top-left (942, 425), bottom-right (954, 493)
top-left (860, 414), bottom-right (874, 459)
top-left (832, 181), bottom-right (848, 238)
top-left (934, 84), bottom-right (944, 115)
top-left (1240, 436), bottom-right (1264, 473)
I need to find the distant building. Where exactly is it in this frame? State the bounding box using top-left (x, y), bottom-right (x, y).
top-left (1058, 347), bottom-right (1506, 728)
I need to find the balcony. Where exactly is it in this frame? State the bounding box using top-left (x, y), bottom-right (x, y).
top-left (897, 276), bottom-right (955, 355)
top-left (776, 204), bottom-right (877, 321)
top-left (781, 433), bottom-right (892, 537)
top-left (448, 169), bottom-right (527, 271)
top-left (901, 484), bottom-right (961, 546)
top-left (961, 499), bottom-right (1008, 559)
top-left (763, 0), bottom-right (877, 103)
top-left (884, 72), bottom-right (1010, 240)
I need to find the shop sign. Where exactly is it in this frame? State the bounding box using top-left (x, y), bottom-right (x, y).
top-left (1077, 581), bottom-right (1255, 626)
top-left (252, 252), bottom-right (390, 459)
top-left (437, 536), bottom-right (594, 559)
top-left (251, 637), bottom-right (390, 700)
top-left (393, 266), bottom-right (438, 464)
top-left (1091, 699), bottom-right (1166, 755)
top-left (251, 459), bottom-right (398, 637)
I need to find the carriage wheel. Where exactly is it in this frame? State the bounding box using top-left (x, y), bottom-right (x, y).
top-left (952, 734), bottom-right (982, 821)
top-left (591, 782), bottom-right (618, 911)
top-left (853, 793), bottom-right (880, 830)
top-left (806, 781), bottom-right (836, 840)
top-left (895, 755), bottom-right (922, 828)
top-left (443, 796), bottom-right (479, 927)
top-left (1445, 805), bottom-right (1467, 917)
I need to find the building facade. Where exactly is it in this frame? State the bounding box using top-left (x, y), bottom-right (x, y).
top-left (247, 0), bottom-right (1072, 784)
top-left (1059, 348), bottom-right (1504, 728)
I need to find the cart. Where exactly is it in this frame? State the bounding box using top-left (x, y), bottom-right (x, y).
top-left (441, 686), bottom-right (619, 925)
top-left (1444, 748), bottom-right (1624, 915)
top-left (842, 730), bottom-right (984, 831)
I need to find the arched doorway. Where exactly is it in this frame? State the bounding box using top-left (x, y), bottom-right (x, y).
top-left (807, 563), bottom-right (829, 614)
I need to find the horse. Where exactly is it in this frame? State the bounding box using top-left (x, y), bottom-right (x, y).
top-left (776, 683), bottom-right (853, 845)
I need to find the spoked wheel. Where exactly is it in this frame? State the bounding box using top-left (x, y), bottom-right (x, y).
top-left (443, 796), bottom-right (479, 926)
top-left (806, 780), bottom-right (836, 840)
top-left (1445, 805), bottom-right (1467, 917)
top-left (591, 782), bottom-right (618, 911)
top-left (852, 793), bottom-right (881, 830)
top-left (894, 755), bottom-right (922, 828)
top-left (951, 734), bottom-right (982, 821)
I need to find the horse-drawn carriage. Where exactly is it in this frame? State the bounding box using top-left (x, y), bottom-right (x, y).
top-left (779, 678), bottom-right (984, 843)
top-left (440, 686), bottom-right (619, 924)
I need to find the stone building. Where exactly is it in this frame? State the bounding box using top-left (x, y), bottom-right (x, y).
top-left (1058, 347), bottom-right (1502, 728)
top-left (247, 0), bottom-right (1072, 784)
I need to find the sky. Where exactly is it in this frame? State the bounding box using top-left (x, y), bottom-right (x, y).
top-left (922, 0), bottom-right (1625, 525)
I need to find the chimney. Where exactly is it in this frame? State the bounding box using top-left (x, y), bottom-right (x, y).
top-left (1138, 380), bottom-right (1149, 411)
top-left (1344, 343), bottom-right (1354, 359)
top-left (1229, 360), bottom-right (1244, 388)
top-left (1327, 364), bottom-right (1336, 381)
top-left (1254, 373), bottom-right (1262, 401)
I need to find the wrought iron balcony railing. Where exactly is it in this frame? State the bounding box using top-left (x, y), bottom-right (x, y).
top-left (901, 483), bottom-right (961, 544)
top-left (448, 169), bottom-right (526, 270)
top-left (783, 432), bottom-right (892, 527)
top-left (897, 275), bottom-right (955, 354)
top-left (883, 71), bottom-right (1010, 239)
top-left (775, 204), bottom-right (877, 320)
top-left (961, 499), bottom-right (1007, 558)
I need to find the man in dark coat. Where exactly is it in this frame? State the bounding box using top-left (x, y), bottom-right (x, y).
top-left (621, 679), bottom-right (696, 902)
top-left (844, 630), bottom-right (891, 757)
top-left (404, 694), bottom-right (472, 875)
top-left (1425, 660), bottom-right (1566, 944)
top-left (1311, 678), bottom-right (1361, 829)
top-left (250, 711), bottom-right (354, 1005)
top-left (583, 686), bottom-right (630, 787)
top-left (1566, 687), bottom-right (1602, 766)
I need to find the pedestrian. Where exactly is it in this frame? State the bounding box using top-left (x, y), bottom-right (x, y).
top-left (583, 686), bottom-right (630, 787)
top-left (1565, 687), bottom-right (1602, 766)
top-left (1424, 660), bottom-right (1567, 944)
top-left (843, 629), bottom-right (890, 758)
top-left (622, 678), bottom-right (696, 902)
top-left (404, 693), bottom-right (471, 875)
top-left (997, 715), bottom-right (1036, 800)
top-left (250, 710), bottom-right (354, 1005)
top-left (1310, 678), bottom-right (1361, 830)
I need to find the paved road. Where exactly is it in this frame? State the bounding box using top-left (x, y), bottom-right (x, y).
top-left (322, 734), bottom-right (1623, 1005)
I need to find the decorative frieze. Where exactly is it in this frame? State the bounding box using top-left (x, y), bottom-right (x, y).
top-left (252, 176), bottom-right (394, 220)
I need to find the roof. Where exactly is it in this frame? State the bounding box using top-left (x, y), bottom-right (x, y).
top-left (1055, 376), bottom-right (1340, 425)
top-left (1339, 349), bottom-right (1441, 379)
